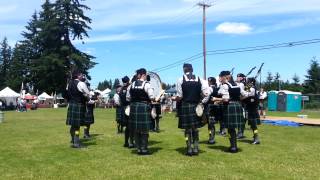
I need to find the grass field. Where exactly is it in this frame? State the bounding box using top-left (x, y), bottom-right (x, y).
top-left (0, 108), bottom-right (319, 180)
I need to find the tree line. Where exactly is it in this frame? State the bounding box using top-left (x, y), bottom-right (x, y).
top-left (0, 0), bottom-right (95, 94)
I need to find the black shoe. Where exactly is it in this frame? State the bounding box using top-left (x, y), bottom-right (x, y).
top-left (229, 147), bottom-right (238, 153)
top-left (128, 143), bottom-right (135, 148)
top-left (237, 132), bottom-right (245, 139)
top-left (123, 143), bottom-right (129, 147)
top-left (208, 139), bottom-right (216, 144)
top-left (71, 136), bottom-right (85, 149)
top-left (252, 134), bottom-right (260, 145)
top-left (139, 133), bottom-right (150, 155)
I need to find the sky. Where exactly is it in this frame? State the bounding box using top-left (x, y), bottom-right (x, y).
top-left (0, 0), bottom-right (320, 88)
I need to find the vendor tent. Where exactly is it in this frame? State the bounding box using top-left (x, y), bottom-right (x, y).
top-left (38, 92), bottom-right (53, 100)
top-left (101, 88), bottom-right (111, 95)
top-left (0, 87), bottom-right (20, 106)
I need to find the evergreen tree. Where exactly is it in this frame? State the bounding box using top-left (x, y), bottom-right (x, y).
top-left (30, 0), bottom-right (96, 93)
top-left (0, 37), bottom-right (12, 88)
top-left (304, 57), bottom-right (320, 94)
top-left (113, 79), bottom-right (120, 89)
top-left (7, 43), bottom-right (27, 91)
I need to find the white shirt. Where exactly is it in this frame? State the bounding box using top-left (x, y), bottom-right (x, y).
top-left (259, 91), bottom-right (267, 100)
top-left (218, 82), bottom-right (254, 101)
top-left (126, 80), bottom-right (155, 102)
top-left (77, 80), bottom-right (90, 97)
top-left (114, 93), bottom-right (120, 106)
top-left (176, 74), bottom-right (209, 104)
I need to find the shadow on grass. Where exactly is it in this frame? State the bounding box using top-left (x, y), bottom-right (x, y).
top-left (175, 147), bottom-right (206, 156)
top-left (208, 145), bottom-right (243, 153)
top-left (130, 147), bottom-right (163, 155)
top-left (239, 139), bottom-right (253, 144)
top-left (149, 140), bottom-right (161, 146)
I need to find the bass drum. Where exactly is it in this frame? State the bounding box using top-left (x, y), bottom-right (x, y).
top-left (147, 71), bottom-right (162, 99)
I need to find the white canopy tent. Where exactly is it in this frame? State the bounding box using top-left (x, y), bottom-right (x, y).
top-left (0, 87), bottom-right (20, 106)
top-left (38, 92), bottom-right (53, 100)
top-left (101, 88), bottom-right (111, 95)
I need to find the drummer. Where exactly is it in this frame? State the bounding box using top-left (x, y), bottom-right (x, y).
top-left (147, 75), bottom-right (165, 133)
top-left (126, 68), bottom-right (155, 155)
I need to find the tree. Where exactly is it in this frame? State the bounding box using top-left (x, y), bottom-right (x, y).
top-left (0, 37), bottom-right (12, 88)
top-left (292, 73), bottom-right (300, 85)
top-left (113, 79), bottom-right (120, 89)
top-left (304, 57), bottom-right (320, 94)
top-left (6, 43), bottom-right (27, 91)
top-left (30, 0), bottom-right (96, 93)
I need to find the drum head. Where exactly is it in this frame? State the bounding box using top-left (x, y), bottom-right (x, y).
top-left (196, 104), bottom-right (204, 117)
top-left (125, 105), bottom-right (130, 116)
top-left (151, 107), bottom-right (157, 119)
top-left (147, 72), bottom-right (162, 98)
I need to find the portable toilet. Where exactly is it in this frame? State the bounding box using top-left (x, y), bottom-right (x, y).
top-left (267, 91), bottom-right (278, 111)
top-left (277, 91), bottom-right (302, 112)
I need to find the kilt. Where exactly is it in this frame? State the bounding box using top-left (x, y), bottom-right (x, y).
top-left (178, 102), bottom-right (203, 129)
top-left (129, 102), bottom-right (151, 132)
top-left (66, 102), bottom-right (86, 127)
top-left (83, 104), bottom-right (95, 125)
top-left (223, 102), bottom-right (244, 129)
top-left (115, 106), bottom-right (122, 123)
top-left (247, 107), bottom-right (261, 126)
top-left (120, 106), bottom-right (129, 126)
top-left (151, 103), bottom-right (162, 119)
top-left (206, 103), bottom-right (223, 124)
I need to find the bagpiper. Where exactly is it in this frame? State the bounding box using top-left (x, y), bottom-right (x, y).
top-left (66, 70), bottom-right (90, 148)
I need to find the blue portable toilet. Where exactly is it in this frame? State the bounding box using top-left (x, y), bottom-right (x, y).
top-left (277, 91), bottom-right (302, 112)
top-left (267, 91), bottom-right (278, 111)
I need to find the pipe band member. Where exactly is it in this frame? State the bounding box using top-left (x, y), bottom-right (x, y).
top-left (126, 68), bottom-right (155, 155)
top-left (204, 77), bottom-right (223, 144)
top-left (120, 76), bottom-right (135, 148)
top-left (175, 63), bottom-right (208, 156)
top-left (215, 71), bottom-right (251, 153)
top-left (83, 83), bottom-right (98, 139)
top-left (243, 77), bottom-right (261, 144)
top-left (66, 70), bottom-right (90, 148)
top-left (114, 85), bottom-right (123, 134)
top-left (236, 73), bottom-right (247, 139)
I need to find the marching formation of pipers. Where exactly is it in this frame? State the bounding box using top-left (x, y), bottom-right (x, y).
top-left (65, 63), bottom-right (268, 156)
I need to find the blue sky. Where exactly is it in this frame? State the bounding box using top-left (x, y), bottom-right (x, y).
top-left (0, 0), bottom-right (320, 88)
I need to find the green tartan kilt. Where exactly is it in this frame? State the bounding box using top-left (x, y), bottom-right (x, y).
top-left (223, 102), bottom-right (245, 129)
top-left (247, 107), bottom-right (261, 126)
top-left (83, 104), bottom-right (94, 125)
top-left (66, 102), bottom-right (86, 127)
top-left (129, 102), bottom-right (151, 132)
top-left (178, 102), bottom-right (203, 129)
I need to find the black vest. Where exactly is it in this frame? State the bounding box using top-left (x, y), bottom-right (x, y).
top-left (67, 80), bottom-right (86, 104)
top-left (119, 85), bottom-right (129, 106)
top-left (226, 82), bottom-right (241, 101)
top-left (130, 80), bottom-right (150, 102)
top-left (208, 85), bottom-right (221, 104)
top-left (181, 75), bottom-right (201, 103)
top-left (244, 86), bottom-right (259, 108)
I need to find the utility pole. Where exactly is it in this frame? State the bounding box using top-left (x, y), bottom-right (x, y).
top-left (198, 1), bottom-right (211, 80)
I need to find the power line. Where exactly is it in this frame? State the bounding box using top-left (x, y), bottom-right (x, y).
top-left (152, 38), bottom-right (320, 73)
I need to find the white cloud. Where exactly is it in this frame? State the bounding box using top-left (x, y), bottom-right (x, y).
top-left (216, 22), bottom-right (252, 34)
top-left (74, 32), bottom-right (180, 44)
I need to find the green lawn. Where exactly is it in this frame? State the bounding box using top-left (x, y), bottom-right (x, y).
top-left (0, 108), bottom-right (319, 179)
top-left (267, 110), bottom-right (320, 119)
